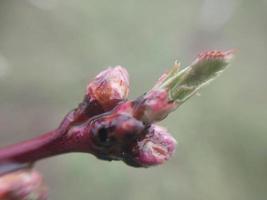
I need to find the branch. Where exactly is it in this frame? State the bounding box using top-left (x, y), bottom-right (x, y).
top-left (0, 50), bottom-right (234, 169)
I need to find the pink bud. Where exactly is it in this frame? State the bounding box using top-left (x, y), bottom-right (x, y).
top-left (86, 66), bottom-right (129, 110)
top-left (142, 89), bottom-right (177, 123)
top-left (124, 124), bottom-right (177, 167)
top-left (137, 49), bottom-right (235, 124)
top-left (0, 169), bottom-right (47, 200)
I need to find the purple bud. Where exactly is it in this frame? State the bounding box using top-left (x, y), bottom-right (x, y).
top-left (123, 124), bottom-right (177, 167)
top-left (142, 89), bottom-right (177, 123)
top-left (136, 50), bottom-right (235, 123)
top-left (86, 66), bottom-right (129, 109)
top-left (0, 169), bottom-right (48, 200)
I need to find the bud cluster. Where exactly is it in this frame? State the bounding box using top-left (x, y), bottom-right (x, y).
top-left (0, 50), bottom-right (234, 199)
top-left (75, 50), bottom-right (233, 167)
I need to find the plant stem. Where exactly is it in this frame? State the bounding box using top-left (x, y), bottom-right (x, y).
top-left (0, 96), bottom-right (122, 168)
top-left (0, 123), bottom-right (95, 165)
top-left (0, 129), bottom-right (66, 164)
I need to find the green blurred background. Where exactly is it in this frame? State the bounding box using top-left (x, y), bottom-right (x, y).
top-left (0, 0), bottom-right (266, 199)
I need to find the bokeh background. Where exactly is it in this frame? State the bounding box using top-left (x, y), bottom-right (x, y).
top-left (0, 0), bottom-right (266, 200)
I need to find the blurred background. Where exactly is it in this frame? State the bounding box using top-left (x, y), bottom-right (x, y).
top-left (0, 0), bottom-right (266, 199)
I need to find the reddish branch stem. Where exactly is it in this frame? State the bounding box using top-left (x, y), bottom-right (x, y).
top-left (0, 96), bottom-right (101, 167)
top-left (0, 129), bottom-right (66, 164)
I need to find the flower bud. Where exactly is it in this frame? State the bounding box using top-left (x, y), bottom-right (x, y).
top-left (123, 124), bottom-right (177, 167)
top-left (142, 89), bottom-right (177, 123)
top-left (139, 50), bottom-right (234, 123)
top-left (86, 66), bottom-right (129, 110)
top-left (0, 169), bottom-right (47, 200)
